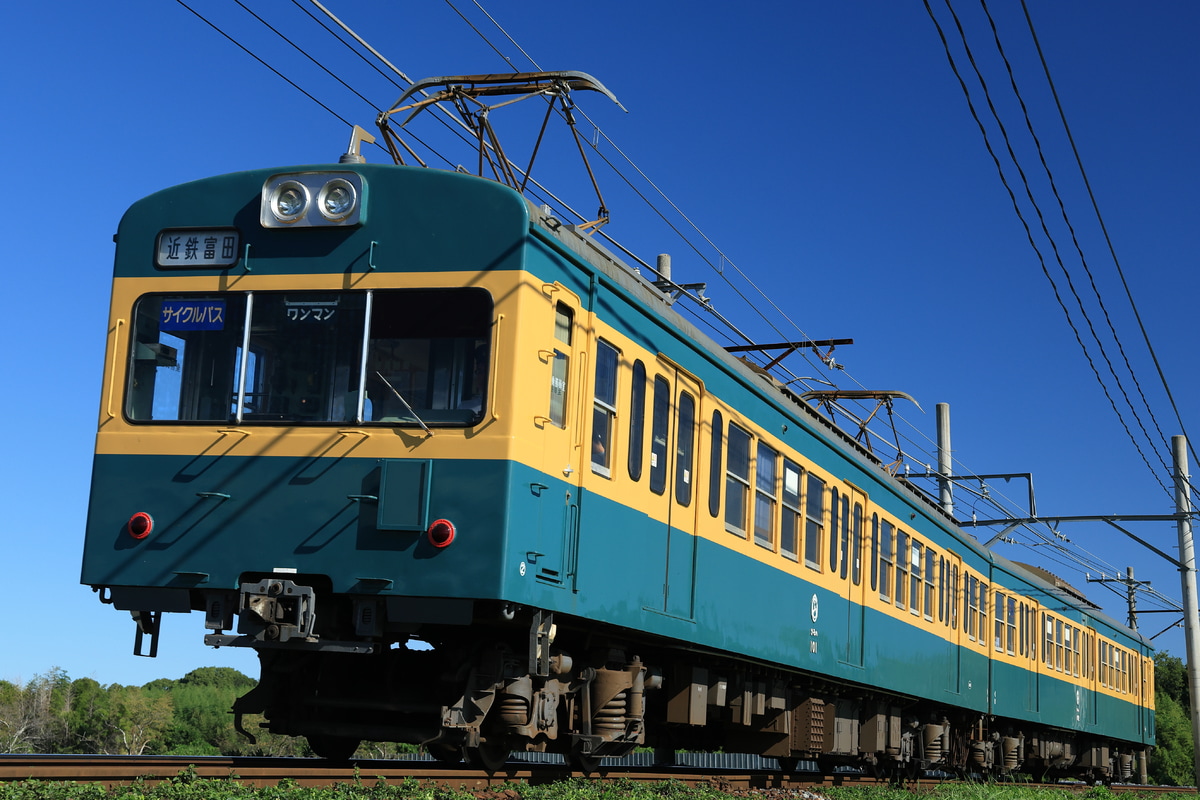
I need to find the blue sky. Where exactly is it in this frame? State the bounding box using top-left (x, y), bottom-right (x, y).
top-left (2, 1), bottom-right (1197, 688)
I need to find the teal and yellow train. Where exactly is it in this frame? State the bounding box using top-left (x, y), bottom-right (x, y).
top-left (83, 134), bottom-right (1154, 778)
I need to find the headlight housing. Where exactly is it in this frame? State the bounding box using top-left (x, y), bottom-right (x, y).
top-left (261, 172), bottom-right (365, 228)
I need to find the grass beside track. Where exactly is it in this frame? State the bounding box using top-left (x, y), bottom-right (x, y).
top-left (0, 773), bottom-right (1172, 800)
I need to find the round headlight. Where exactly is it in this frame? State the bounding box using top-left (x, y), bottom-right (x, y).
top-left (318, 178), bottom-right (357, 221)
top-left (271, 180), bottom-right (309, 222)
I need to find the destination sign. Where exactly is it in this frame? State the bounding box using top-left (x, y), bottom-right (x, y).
top-left (155, 229), bottom-right (240, 268)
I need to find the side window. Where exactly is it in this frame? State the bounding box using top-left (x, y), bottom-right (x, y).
top-left (649, 376), bottom-right (670, 495)
top-left (591, 340), bottom-right (619, 476)
top-left (966, 576), bottom-right (978, 641)
top-left (1007, 597), bottom-right (1018, 656)
top-left (924, 548), bottom-right (936, 621)
top-left (549, 303), bottom-right (572, 428)
top-left (781, 460), bottom-right (801, 561)
top-left (978, 582), bottom-right (989, 648)
top-left (725, 424), bottom-right (751, 537)
top-left (938, 556), bottom-right (947, 623)
top-left (804, 474), bottom-right (825, 571)
top-left (675, 392), bottom-right (696, 506)
top-left (994, 591), bottom-right (1007, 651)
top-left (754, 443), bottom-right (778, 550)
top-left (627, 360), bottom-right (646, 481)
top-left (951, 565), bottom-right (959, 630)
top-left (909, 539), bottom-right (923, 616)
top-left (871, 514), bottom-right (879, 591)
top-left (878, 520), bottom-right (893, 600)
top-left (895, 530), bottom-right (909, 609)
top-left (707, 410), bottom-right (723, 518)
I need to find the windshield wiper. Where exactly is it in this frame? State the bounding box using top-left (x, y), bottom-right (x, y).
top-left (374, 371), bottom-right (434, 436)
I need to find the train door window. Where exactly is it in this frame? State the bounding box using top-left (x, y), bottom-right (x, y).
top-left (895, 530), bottom-right (909, 609)
top-left (829, 489), bottom-right (840, 569)
top-left (754, 443), bottom-right (778, 550)
top-left (978, 583), bottom-right (989, 648)
top-left (781, 460), bottom-right (801, 561)
top-left (675, 391), bottom-right (696, 506)
top-left (870, 515), bottom-right (879, 591)
top-left (628, 360), bottom-right (646, 481)
top-left (951, 565), bottom-right (959, 630)
top-left (964, 578), bottom-right (974, 642)
top-left (851, 503), bottom-right (863, 585)
top-left (878, 520), bottom-right (893, 601)
top-left (938, 557), bottom-right (946, 623)
top-left (708, 410), bottom-right (724, 518)
top-left (923, 548), bottom-right (936, 621)
top-left (839, 494), bottom-right (851, 579)
top-left (549, 303), bottom-right (572, 428)
top-left (649, 376), bottom-right (670, 495)
top-left (591, 340), bottom-right (619, 476)
top-left (804, 474), bottom-right (825, 571)
top-left (725, 423), bottom-right (751, 536)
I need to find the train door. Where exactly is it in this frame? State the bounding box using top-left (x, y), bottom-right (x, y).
top-left (529, 286), bottom-right (586, 589)
top-left (649, 358), bottom-right (701, 619)
top-left (842, 486), bottom-right (867, 667)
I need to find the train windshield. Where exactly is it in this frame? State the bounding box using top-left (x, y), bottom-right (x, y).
top-left (126, 288), bottom-right (492, 426)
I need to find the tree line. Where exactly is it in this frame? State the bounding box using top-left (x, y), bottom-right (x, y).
top-left (0, 657), bottom-right (1195, 783)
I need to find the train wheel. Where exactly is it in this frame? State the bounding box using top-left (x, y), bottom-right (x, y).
top-left (428, 743), bottom-right (463, 764)
top-left (466, 739), bottom-right (509, 773)
top-left (307, 735), bottom-right (360, 761)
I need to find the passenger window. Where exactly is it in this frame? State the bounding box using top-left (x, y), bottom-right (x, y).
top-left (627, 360), bottom-right (646, 481)
top-left (895, 530), bottom-right (909, 609)
top-left (871, 515), bottom-right (880, 591)
top-left (754, 443), bottom-right (778, 550)
top-left (909, 539), bottom-right (923, 615)
top-left (591, 340), bottom-right (619, 477)
top-left (804, 475), bottom-right (825, 571)
top-left (994, 591), bottom-right (1007, 651)
top-left (781, 461), bottom-right (801, 561)
top-left (924, 549), bottom-right (935, 621)
top-left (707, 410), bottom-right (723, 518)
top-left (675, 392), bottom-right (696, 506)
top-left (649, 376), bottom-right (669, 495)
top-left (725, 424), bottom-right (751, 537)
top-left (549, 303), bottom-right (572, 428)
top-left (878, 520), bottom-right (893, 600)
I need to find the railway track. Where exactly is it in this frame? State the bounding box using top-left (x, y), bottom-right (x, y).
top-left (0, 754), bottom-right (1192, 794)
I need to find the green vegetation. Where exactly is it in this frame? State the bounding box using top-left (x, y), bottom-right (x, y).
top-left (1149, 651), bottom-right (1194, 785)
top-left (0, 778), bottom-right (1177, 800)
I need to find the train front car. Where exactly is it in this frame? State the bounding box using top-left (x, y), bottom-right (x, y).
top-left (81, 160), bottom-right (627, 766)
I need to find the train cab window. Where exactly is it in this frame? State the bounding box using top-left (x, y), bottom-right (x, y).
top-left (724, 424), bottom-right (751, 536)
top-left (649, 376), bottom-right (670, 495)
top-left (708, 410), bottom-right (724, 518)
top-left (754, 443), bottom-right (778, 550)
top-left (591, 340), bottom-right (619, 477)
top-left (804, 474), bottom-right (825, 571)
top-left (781, 460), bottom-right (801, 560)
top-left (127, 289), bottom-right (491, 426)
top-left (549, 303), bottom-right (572, 428)
top-left (878, 520), bottom-right (893, 600)
top-left (675, 392), bottom-right (696, 506)
top-left (628, 360), bottom-right (646, 481)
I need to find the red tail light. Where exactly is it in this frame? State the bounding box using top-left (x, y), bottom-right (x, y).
top-left (427, 519), bottom-right (455, 548)
top-left (128, 512), bottom-right (154, 540)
